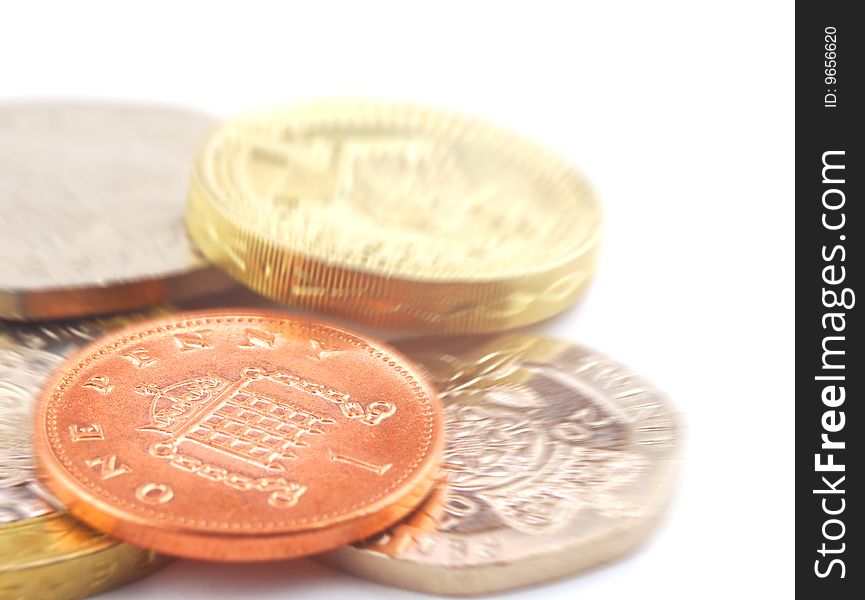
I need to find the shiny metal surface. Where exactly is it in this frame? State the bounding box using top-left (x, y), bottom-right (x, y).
top-left (0, 314), bottom-right (169, 599)
top-left (320, 333), bottom-right (679, 595)
top-left (187, 101), bottom-right (601, 332)
top-left (33, 311), bottom-right (444, 561)
top-left (0, 103), bottom-right (232, 319)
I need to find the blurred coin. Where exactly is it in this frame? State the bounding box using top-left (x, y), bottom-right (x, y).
top-left (0, 315), bottom-right (168, 599)
top-left (187, 101), bottom-right (600, 333)
top-left (0, 103), bottom-right (233, 320)
top-left (34, 311), bottom-right (443, 561)
top-left (319, 334), bottom-right (679, 595)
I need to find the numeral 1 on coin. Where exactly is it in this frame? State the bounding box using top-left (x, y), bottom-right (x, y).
top-left (329, 449), bottom-right (392, 475)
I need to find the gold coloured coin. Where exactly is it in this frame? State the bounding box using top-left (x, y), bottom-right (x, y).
top-left (187, 102), bottom-right (600, 333)
top-left (0, 316), bottom-right (168, 599)
top-left (319, 334), bottom-right (679, 595)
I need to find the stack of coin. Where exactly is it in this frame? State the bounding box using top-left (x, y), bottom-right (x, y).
top-left (321, 334), bottom-right (678, 594)
top-left (0, 103), bottom-right (231, 598)
top-left (1, 99), bottom-right (678, 598)
top-left (0, 317), bottom-right (169, 599)
top-left (34, 312), bottom-right (444, 562)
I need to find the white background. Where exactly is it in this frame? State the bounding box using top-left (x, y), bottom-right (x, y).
top-left (1, 1), bottom-right (794, 598)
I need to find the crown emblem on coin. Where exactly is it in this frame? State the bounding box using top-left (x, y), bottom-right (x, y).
top-left (33, 313), bottom-right (443, 560)
top-left (436, 363), bottom-right (645, 535)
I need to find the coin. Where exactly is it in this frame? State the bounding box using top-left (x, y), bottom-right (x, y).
top-left (319, 334), bottom-right (679, 595)
top-left (187, 101), bottom-right (600, 333)
top-left (0, 103), bottom-right (233, 320)
top-left (34, 311), bottom-right (444, 561)
top-left (1, 316), bottom-right (168, 600)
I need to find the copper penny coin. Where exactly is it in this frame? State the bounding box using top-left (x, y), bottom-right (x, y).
top-left (33, 311), bottom-right (443, 561)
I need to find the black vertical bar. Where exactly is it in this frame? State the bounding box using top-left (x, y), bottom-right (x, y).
top-left (797, 2), bottom-right (862, 596)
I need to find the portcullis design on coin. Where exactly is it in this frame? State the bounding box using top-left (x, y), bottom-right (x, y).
top-left (33, 311), bottom-right (443, 561)
top-left (319, 334), bottom-right (679, 595)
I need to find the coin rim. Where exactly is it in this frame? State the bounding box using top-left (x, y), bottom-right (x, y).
top-left (0, 101), bottom-right (234, 320)
top-left (185, 102), bottom-right (601, 332)
top-left (317, 334), bottom-right (681, 594)
top-left (190, 100), bottom-right (602, 283)
top-left (33, 309), bottom-right (444, 560)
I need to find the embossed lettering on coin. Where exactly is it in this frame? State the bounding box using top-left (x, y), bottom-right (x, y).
top-left (0, 314), bottom-right (169, 597)
top-left (34, 311), bottom-right (443, 561)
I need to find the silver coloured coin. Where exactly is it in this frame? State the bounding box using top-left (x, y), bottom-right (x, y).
top-left (0, 312), bottom-right (163, 522)
top-left (320, 334), bottom-right (680, 595)
top-left (0, 103), bottom-right (232, 319)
